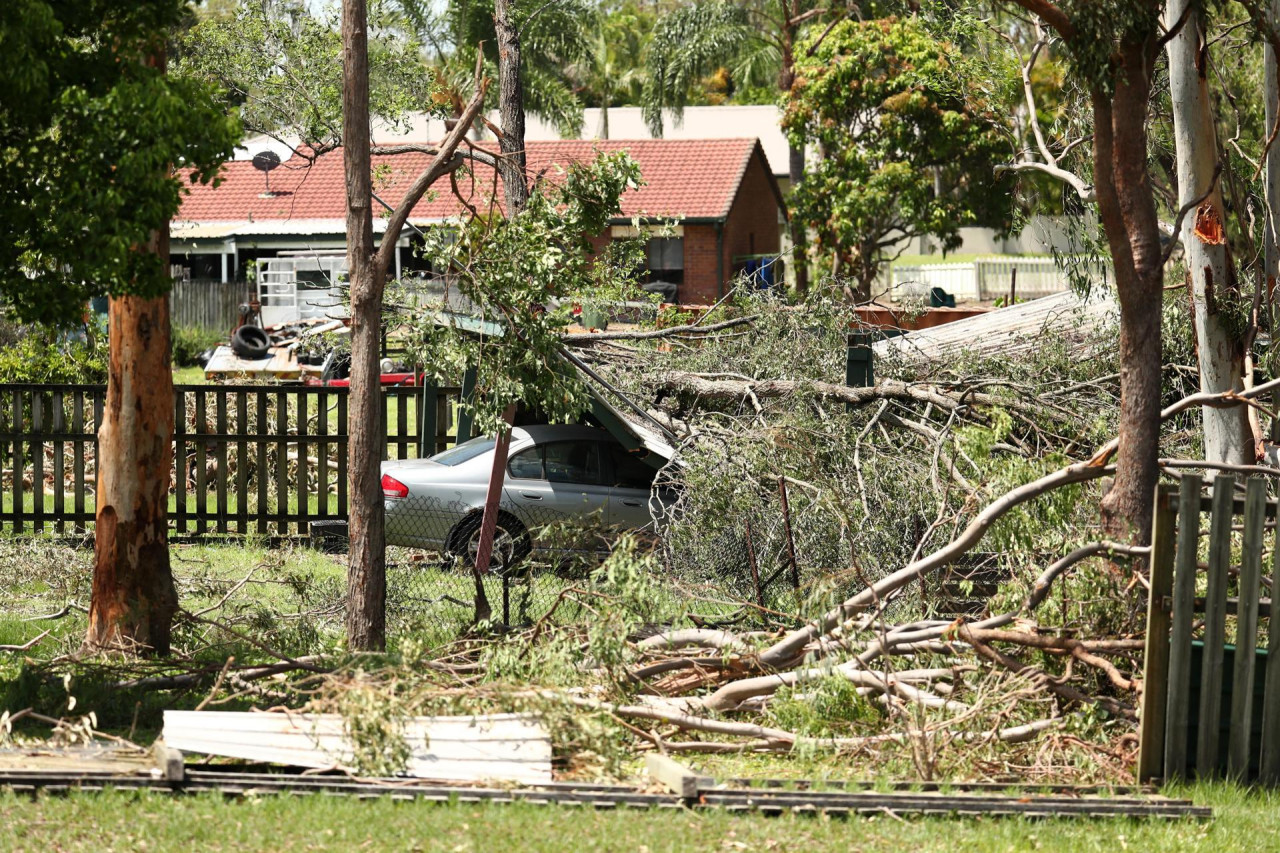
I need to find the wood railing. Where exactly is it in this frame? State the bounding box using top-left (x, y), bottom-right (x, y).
top-left (0, 383), bottom-right (461, 537)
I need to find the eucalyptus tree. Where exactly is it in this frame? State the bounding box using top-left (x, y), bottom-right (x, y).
top-left (1163, 0), bottom-right (1253, 467)
top-left (997, 0), bottom-right (1171, 541)
top-left (184, 0), bottom-right (491, 649)
top-left (0, 0), bottom-right (239, 653)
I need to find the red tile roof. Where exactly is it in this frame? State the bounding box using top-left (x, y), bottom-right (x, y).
top-left (177, 138), bottom-right (769, 225)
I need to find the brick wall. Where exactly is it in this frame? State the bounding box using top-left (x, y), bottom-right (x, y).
top-left (681, 225), bottom-right (721, 305)
top-left (721, 148), bottom-right (783, 287)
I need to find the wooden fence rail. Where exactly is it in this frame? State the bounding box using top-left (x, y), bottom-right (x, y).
top-left (170, 279), bottom-right (252, 331)
top-left (0, 383), bottom-right (462, 538)
top-left (1138, 475), bottom-right (1280, 784)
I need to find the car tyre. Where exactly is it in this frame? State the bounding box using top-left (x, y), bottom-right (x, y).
top-left (231, 325), bottom-right (271, 360)
top-left (447, 511), bottom-right (532, 574)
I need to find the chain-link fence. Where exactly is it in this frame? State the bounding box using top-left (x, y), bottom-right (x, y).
top-left (368, 484), bottom-right (834, 637)
top-left (380, 493), bottom-right (639, 636)
top-left (363, 478), bottom-right (994, 638)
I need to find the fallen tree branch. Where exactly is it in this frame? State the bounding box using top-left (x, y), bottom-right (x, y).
top-left (562, 315), bottom-right (759, 344)
top-left (636, 629), bottom-right (747, 653)
top-left (1025, 541), bottom-right (1149, 613)
top-left (654, 374), bottom-right (1046, 420)
top-left (959, 627), bottom-right (1135, 692)
top-left (0, 629), bottom-right (51, 652)
top-left (956, 625), bottom-right (1134, 719)
top-left (754, 461), bottom-right (1114, 671)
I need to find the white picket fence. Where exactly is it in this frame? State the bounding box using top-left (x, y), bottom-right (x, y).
top-left (888, 256), bottom-right (1107, 302)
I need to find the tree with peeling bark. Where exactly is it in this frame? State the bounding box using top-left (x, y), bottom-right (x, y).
top-left (0, 1), bottom-right (238, 654)
top-left (341, 0), bottom-right (492, 650)
top-left (1164, 0), bottom-right (1254, 467)
top-left (996, 0), bottom-right (1170, 542)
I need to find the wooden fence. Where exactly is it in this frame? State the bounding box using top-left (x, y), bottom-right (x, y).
top-left (171, 279), bottom-right (250, 331)
top-left (1139, 475), bottom-right (1280, 784)
top-left (0, 383), bottom-right (462, 537)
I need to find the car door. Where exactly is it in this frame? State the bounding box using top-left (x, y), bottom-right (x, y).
top-left (503, 440), bottom-right (612, 539)
top-left (605, 442), bottom-right (661, 530)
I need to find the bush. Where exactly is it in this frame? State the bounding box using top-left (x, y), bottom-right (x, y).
top-left (0, 331), bottom-right (107, 384)
top-left (172, 326), bottom-right (225, 367)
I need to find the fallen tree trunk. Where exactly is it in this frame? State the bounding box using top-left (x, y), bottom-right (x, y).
top-left (654, 373), bottom-right (1047, 419)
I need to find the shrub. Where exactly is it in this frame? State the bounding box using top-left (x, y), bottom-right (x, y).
top-left (0, 331), bottom-right (107, 384)
top-left (172, 325), bottom-right (225, 367)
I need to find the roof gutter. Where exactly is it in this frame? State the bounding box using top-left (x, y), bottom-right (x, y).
top-left (610, 215), bottom-right (727, 226)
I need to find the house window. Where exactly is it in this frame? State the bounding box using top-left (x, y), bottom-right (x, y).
top-left (645, 237), bottom-right (684, 285)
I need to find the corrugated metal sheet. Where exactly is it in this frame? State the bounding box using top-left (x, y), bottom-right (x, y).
top-left (163, 710), bottom-right (553, 784)
top-left (873, 289), bottom-right (1117, 362)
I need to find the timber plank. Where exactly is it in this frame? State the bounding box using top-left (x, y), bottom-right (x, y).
top-left (1198, 475), bottom-right (1234, 777)
top-left (1228, 478), bottom-right (1267, 779)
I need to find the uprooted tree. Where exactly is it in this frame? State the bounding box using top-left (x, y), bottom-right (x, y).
top-left (0, 0), bottom-right (238, 654)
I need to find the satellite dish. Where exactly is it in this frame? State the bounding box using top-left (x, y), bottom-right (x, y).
top-left (251, 150), bottom-right (281, 172)
top-left (252, 150), bottom-right (282, 197)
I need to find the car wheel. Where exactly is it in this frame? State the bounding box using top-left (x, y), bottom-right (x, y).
top-left (448, 512), bottom-right (531, 573)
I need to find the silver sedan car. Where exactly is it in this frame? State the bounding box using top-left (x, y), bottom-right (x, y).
top-left (381, 424), bottom-right (671, 568)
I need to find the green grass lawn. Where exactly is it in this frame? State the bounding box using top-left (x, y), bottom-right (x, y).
top-left (0, 780), bottom-right (1265, 853)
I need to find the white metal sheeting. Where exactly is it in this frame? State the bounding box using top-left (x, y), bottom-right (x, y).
top-left (163, 710), bottom-right (553, 784)
top-left (872, 288), bottom-right (1118, 363)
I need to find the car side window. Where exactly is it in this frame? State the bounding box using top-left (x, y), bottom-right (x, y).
top-left (543, 441), bottom-right (604, 485)
top-left (607, 443), bottom-right (658, 490)
top-left (507, 447), bottom-right (544, 480)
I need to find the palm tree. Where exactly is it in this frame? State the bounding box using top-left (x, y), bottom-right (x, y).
top-left (406, 0), bottom-right (593, 137)
top-left (567, 6), bottom-right (650, 139)
top-left (642, 0), bottom-right (829, 292)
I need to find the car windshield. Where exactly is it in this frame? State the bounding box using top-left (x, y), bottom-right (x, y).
top-left (428, 436), bottom-right (497, 467)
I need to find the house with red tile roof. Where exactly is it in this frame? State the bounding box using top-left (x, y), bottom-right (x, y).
top-left (173, 138), bottom-right (786, 305)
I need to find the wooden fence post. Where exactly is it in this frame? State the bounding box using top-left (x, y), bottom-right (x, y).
top-left (1163, 474), bottom-right (1202, 779)
top-left (1228, 477), bottom-right (1267, 780)
top-left (1137, 483), bottom-right (1178, 783)
top-left (1196, 475), bottom-right (1235, 777)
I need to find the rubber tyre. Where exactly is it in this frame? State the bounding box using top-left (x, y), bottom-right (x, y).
top-left (447, 512), bottom-right (532, 574)
top-left (231, 325), bottom-right (271, 360)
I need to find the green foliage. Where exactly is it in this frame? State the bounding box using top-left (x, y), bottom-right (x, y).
top-left (406, 151), bottom-right (645, 435)
top-left (176, 0), bottom-right (437, 147)
top-left (767, 676), bottom-right (880, 737)
top-left (410, 0), bottom-right (595, 136)
top-left (783, 17), bottom-right (1017, 294)
top-left (0, 0), bottom-right (240, 323)
top-left (0, 331), bottom-right (107, 384)
top-left (334, 677), bottom-right (412, 777)
top-left (171, 326), bottom-right (224, 368)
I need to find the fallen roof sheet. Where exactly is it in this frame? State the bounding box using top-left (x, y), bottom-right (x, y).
top-left (871, 288), bottom-right (1117, 362)
top-left (163, 710), bottom-right (552, 785)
